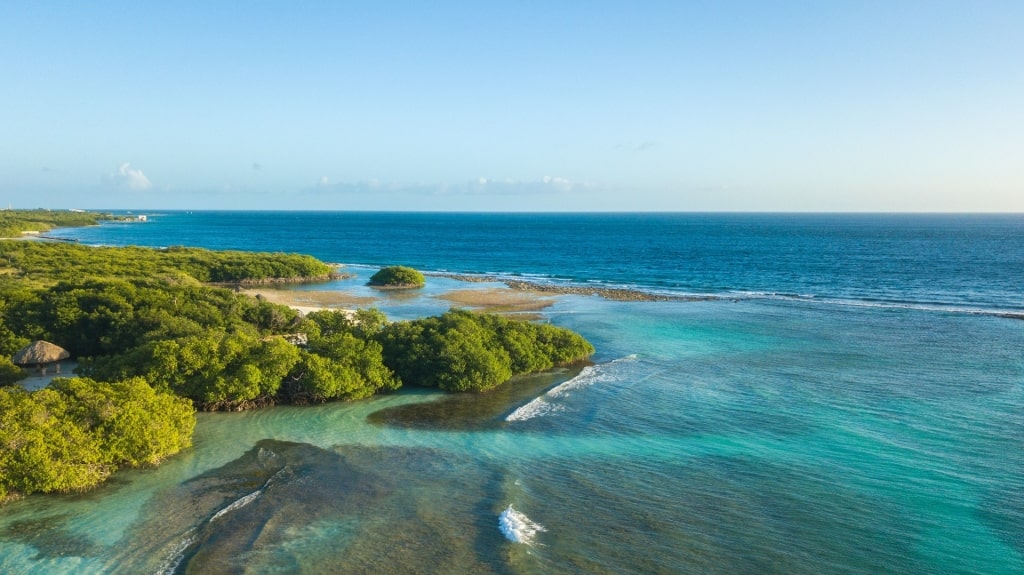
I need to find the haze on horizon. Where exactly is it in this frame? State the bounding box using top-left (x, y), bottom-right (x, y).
top-left (1, 1), bottom-right (1021, 213)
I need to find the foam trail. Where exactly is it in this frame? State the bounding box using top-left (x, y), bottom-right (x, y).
top-left (210, 490), bottom-right (261, 522)
top-left (505, 398), bottom-right (563, 422)
top-left (209, 465), bottom-right (288, 522)
top-left (155, 529), bottom-right (197, 575)
top-left (506, 355), bottom-right (637, 422)
top-left (728, 290), bottom-right (1024, 318)
top-left (499, 505), bottom-right (546, 545)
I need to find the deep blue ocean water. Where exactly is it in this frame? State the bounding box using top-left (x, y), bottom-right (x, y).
top-left (2, 211), bottom-right (1022, 574)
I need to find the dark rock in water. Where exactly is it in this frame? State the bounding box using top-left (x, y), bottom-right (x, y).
top-left (115, 440), bottom-right (389, 574)
top-left (114, 439), bottom-right (513, 574)
top-left (429, 272), bottom-right (716, 302)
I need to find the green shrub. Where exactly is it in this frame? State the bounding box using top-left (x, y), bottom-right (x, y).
top-left (0, 378), bottom-right (195, 499)
top-left (377, 310), bottom-right (593, 392)
top-left (368, 266), bottom-right (425, 288)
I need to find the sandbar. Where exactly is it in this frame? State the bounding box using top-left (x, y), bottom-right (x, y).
top-left (241, 289), bottom-right (376, 314)
top-left (436, 288), bottom-right (556, 314)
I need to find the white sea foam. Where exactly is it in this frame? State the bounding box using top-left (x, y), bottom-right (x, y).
top-left (506, 355), bottom-right (638, 422)
top-left (499, 505), bottom-right (546, 545)
top-left (726, 290), bottom-right (1022, 318)
top-left (505, 398), bottom-right (564, 422)
top-left (209, 465), bottom-right (289, 524)
top-left (155, 529), bottom-right (197, 575)
top-left (210, 490), bottom-right (261, 522)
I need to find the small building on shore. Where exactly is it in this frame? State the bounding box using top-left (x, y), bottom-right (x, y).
top-left (12, 340), bottom-right (71, 376)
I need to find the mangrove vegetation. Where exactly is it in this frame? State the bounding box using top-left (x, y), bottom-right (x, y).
top-left (0, 238), bottom-right (593, 500)
top-left (0, 209), bottom-right (116, 238)
top-left (368, 265), bottom-right (426, 288)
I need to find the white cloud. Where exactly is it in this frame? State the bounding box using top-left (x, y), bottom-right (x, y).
top-left (108, 162), bottom-right (152, 191)
top-left (305, 176), bottom-right (591, 197)
top-left (469, 176), bottom-right (580, 195)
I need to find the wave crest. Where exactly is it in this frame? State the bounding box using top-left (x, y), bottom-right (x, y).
top-left (499, 504), bottom-right (546, 545)
top-left (506, 355), bottom-right (637, 422)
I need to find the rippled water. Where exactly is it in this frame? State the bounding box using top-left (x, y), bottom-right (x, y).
top-left (2, 212), bottom-right (1021, 574)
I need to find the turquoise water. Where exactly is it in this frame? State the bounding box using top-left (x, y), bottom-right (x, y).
top-left (2, 212), bottom-right (1022, 573)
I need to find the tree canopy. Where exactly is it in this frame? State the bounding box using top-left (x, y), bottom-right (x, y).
top-left (0, 377), bottom-right (194, 500)
top-left (368, 266), bottom-right (425, 288)
top-left (0, 238), bottom-right (594, 501)
top-left (377, 310), bottom-right (594, 392)
top-left (0, 209), bottom-right (113, 238)
top-left (0, 241), bottom-right (334, 284)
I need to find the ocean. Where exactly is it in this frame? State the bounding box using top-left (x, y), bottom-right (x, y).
top-left (1, 212), bottom-right (1021, 574)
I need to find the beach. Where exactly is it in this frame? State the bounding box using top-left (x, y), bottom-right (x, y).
top-left (243, 284), bottom-right (558, 317)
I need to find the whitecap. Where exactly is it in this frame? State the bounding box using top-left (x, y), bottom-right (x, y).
top-left (506, 355), bottom-right (638, 422)
top-left (499, 505), bottom-right (546, 545)
top-left (505, 397), bottom-right (564, 422)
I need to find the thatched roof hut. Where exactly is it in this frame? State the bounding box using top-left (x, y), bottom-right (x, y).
top-left (13, 340), bottom-right (70, 374)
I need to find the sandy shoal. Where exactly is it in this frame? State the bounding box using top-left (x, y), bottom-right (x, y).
top-left (435, 288), bottom-right (555, 313)
top-left (241, 289), bottom-right (377, 314)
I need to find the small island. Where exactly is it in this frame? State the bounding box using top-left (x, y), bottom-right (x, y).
top-left (368, 265), bottom-right (426, 288)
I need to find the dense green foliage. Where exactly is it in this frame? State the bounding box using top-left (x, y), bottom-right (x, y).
top-left (0, 378), bottom-right (194, 500)
top-left (377, 310), bottom-right (594, 392)
top-left (0, 241), bottom-right (333, 284)
top-left (1, 277), bottom-right (301, 358)
top-left (0, 243), bottom-right (592, 404)
top-left (368, 265), bottom-right (425, 288)
top-left (93, 331), bottom-right (302, 410)
top-left (0, 238), bottom-right (594, 500)
top-left (283, 309), bottom-right (399, 403)
top-left (0, 209), bottom-right (112, 238)
top-left (0, 356), bottom-right (25, 386)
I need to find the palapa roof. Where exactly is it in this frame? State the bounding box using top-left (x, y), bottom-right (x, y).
top-left (12, 340), bottom-right (70, 365)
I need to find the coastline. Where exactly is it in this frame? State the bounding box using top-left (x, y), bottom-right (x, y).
top-left (242, 284), bottom-right (561, 317)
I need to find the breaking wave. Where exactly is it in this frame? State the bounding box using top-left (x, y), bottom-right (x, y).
top-left (506, 355), bottom-right (637, 422)
top-left (499, 504), bottom-right (546, 545)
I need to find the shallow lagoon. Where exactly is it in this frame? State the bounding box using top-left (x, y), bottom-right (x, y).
top-left (2, 293), bottom-right (1022, 574)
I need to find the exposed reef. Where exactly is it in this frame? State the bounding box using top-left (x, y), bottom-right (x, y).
top-left (429, 273), bottom-right (718, 302)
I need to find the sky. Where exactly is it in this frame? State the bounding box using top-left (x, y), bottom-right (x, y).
top-left (1, 1), bottom-right (1021, 212)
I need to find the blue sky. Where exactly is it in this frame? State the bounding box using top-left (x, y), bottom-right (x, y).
top-left (1, 1), bottom-right (1021, 211)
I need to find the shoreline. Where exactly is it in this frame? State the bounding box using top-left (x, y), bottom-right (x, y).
top-left (240, 288), bottom-right (368, 316)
